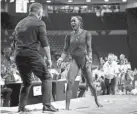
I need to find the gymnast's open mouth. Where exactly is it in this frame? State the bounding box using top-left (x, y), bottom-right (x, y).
top-left (71, 24), bottom-right (76, 29)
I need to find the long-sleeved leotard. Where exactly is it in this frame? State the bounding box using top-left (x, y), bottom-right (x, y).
top-left (63, 30), bottom-right (92, 69)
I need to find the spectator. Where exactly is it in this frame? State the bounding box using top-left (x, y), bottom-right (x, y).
top-left (60, 55), bottom-right (72, 80)
top-left (99, 57), bottom-right (105, 70)
top-left (123, 68), bottom-right (134, 94)
top-left (1, 64), bottom-right (12, 107)
top-left (77, 71), bottom-right (87, 98)
top-left (119, 57), bottom-right (131, 92)
top-left (103, 54), bottom-right (118, 95)
top-left (119, 54), bottom-right (125, 65)
top-left (99, 76), bottom-right (105, 95)
top-left (112, 55), bottom-right (119, 93)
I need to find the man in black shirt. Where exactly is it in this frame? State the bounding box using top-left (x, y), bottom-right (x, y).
top-left (14, 3), bottom-right (58, 112)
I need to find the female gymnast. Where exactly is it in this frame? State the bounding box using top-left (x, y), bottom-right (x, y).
top-left (57, 16), bottom-right (102, 110)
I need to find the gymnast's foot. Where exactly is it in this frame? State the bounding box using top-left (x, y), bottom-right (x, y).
top-left (64, 108), bottom-right (73, 111)
top-left (65, 107), bottom-right (70, 110)
top-left (95, 100), bottom-right (103, 107)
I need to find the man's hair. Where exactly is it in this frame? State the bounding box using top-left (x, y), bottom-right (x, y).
top-left (29, 2), bottom-right (43, 13)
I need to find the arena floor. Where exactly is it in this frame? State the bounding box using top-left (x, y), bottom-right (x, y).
top-left (0, 95), bottom-right (137, 114)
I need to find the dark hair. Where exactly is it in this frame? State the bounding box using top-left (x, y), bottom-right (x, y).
top-left (29, 3), bottom-right (43, 13)
top-left (71, 16), bottom-right (83, 28)
top-left (95, 74), bottom-right (98, 80)
top-left (101, 76), bottom-right (104, 80)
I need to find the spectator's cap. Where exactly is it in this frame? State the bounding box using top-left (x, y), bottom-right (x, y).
top-left (29, 2), bottom-right (43, 13)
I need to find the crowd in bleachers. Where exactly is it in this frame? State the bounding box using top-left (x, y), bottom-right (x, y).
top-left (1, 29), bottom-right (137, 107)
top-left (44, 52), bottom-right (137, 96)
top-left (1, 37), bottom-right (137, 93)
top-left (92, 53), bottom-right (137, 95)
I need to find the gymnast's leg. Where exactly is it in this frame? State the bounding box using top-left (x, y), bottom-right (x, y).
top-left (82, 65), bottom-right (103, 107)
top-left (66, 59), bottom-right (79, 110)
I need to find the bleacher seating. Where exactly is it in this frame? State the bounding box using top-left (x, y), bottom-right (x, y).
top-left (1, 30), bottom-right (128, 65)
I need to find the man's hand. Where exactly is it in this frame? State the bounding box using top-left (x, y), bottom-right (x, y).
top-left (57, 58), bottom-right (63, 67)
top-left (47, 59), bottom-right (52, 68)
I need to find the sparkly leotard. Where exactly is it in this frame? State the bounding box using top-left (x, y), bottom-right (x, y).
top-left (63, 30), bottom-right (92, 68)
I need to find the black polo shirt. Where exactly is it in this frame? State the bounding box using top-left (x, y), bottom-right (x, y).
top-left (14, 13), bottom-right (49, 55)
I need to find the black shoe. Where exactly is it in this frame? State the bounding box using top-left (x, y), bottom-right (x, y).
top-left (43, 105), bottom-right (58, 112)
top-left (18, 107), bottom-right (30, 112)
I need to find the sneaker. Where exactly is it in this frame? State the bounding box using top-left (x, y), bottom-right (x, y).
top-left (18, 107), bottom-right (30, 112)
top-left (43, 104), bottom-right (58, 112)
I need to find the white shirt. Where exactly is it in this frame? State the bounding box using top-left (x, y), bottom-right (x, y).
top-left (0, 76), bottom-right (5, 85)
top-left (92, 69), bottom-right (104, 78)
top-left (103, 61), bottom-right (118, 79)
top-left (49, 69), bottom-right (59, 78)
top-left (119, 63), bottom-right (131, 73)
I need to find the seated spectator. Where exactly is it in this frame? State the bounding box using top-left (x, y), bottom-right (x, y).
top-left (123, 68), bottom-right (134, 94)
top-left (1, 86), bottom-right (12, 107)
top-left (133, 68), bottom-right (137, 88)
top-left (118, 57), bottom-right (131, 92)
top-left (60, 55), bottom-right (72, 80)
top-left (99, 76), bottom-right (105, 95)
top-left (93, 75), bottom-right (102, 93)
top-left (3, 47), bottom-right (12, 63)
top-left (105, 57), bottom-right (108, 62)
top-left (1, 65), bottom-right (12, 107)
top-left (10, 64), bottom-right (21, 82)
top-left (49, 68), bottom-right (60, 80)
top-left (119, 54), bottom-right (125, 65)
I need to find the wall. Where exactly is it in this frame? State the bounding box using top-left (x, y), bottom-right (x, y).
top-left (126, 8), bottom-right (137, 69)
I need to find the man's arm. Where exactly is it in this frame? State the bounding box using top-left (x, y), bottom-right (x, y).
top-left (43, 46), bottom-right (51, 61)
top-left (38, 23), bottom-right (51, 61)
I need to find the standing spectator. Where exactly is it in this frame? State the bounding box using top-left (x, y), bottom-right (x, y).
top-left (103, 54), bottom-right (118, 95)
top-left (123, 69), bottom-right (134, 94)
top-left (119, 57), bottom-right (131, 92)
top-left (119, 54), bottom-right (125, 65)
top-left (112, 55), bottom-right (119, 93)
